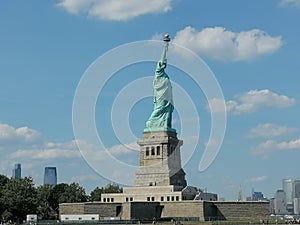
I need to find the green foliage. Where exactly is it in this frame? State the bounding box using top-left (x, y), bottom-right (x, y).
top-left (36, 184), bottom-right (56, 220)
top-left (48, 183), bottom-right (69, 215)
top-left (90, 183), bottom-right (122, 201)
top-left (89, 187), bottom-right (103, 201)
top-left (36, 182), bottom-right (88, 220)
top-left (0, 173), bottom-right (122, 222)
top-left (1, 177), bottom-right (37, 222)
top-left (0, 174), bottom-right (9, 187)
top-left (103, 183), bottom-right (123, 194)
top-left (60, 182), bottom-right (88, 203)
top-left (0, 174), bottom-right (10, 218)
top-left (48, 182), bottom-right (87, 219)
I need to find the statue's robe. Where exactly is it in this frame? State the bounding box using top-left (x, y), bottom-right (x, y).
top-left (145, 60), bottom-right (174, 131)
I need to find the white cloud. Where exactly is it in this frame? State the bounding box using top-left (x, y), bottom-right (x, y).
top-left (56, 0), bottom-right (173, 21)
top-left (279, 0), bottom-right (300, 9)
top-left (248, 123), bottom-right (297, 138)
top-left (207, 89), bottom-right (295, 114)
top-left (71, 141), bottom-right (140, 166)
top-left (251, 138), bottom-right (300, 156)
top-left (108, 142), bottom-right (139, 155)
top-left (237, 89), bottom-right (295, 108)
top-left (9, 140), bottom-right (81, 160)
top-left (245, 176), bottom-right (268, 183)
top-left (0, 123), bottom-right (41, 144)
top-left (173, 26), bottom-right (283, 61)
top-left (0, 123), bottom-right (139, 185)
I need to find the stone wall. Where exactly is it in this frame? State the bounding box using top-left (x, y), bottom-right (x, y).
top-left (203, 201), bottom-right (219, 220)
top-left (130, 202), bottom-right (161, 220)
top-left (85, 202), bottom-right (122, 218)
top-left (59, 203), bottom-right (85, 215)
top-left (59, 201), bottom-right (271, 222)
top-left (160, 201), bottom-right (205, 221)
top-left (120, 203), bottom-right (131, 220)
top-left (213, 201), bottom-right (270, 221)
top-left (59, 202), bottom-right (122, 219)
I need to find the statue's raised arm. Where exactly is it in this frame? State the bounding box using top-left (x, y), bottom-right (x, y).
top-left (155, 34), bottom-right (170, 77)
top-left (144, 34), bottom-right (175, 133)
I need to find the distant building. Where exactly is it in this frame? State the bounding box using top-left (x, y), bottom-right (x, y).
top-left (12, 163), bottom-right (21, 178)
top-left (293, 180), bottom-right (300, 214)
top-left (294, 198), bottom-right (300, 214)
top-left (270, 198), bottom-right (275, 214)
top-left (281, 178), bottom-right (300, 214)
top-left (252, 191), bottom-right (265, 201)
top-left (283, 178), bottom-right (294, 213)
top-left (44, 167), bottom-right (57, 185)
top-left (293, 179), bottom-right (300, 198)
top-left (237, 187), bottom-right (244, 201)
top-left (273, 189), bottom-right (287, 214)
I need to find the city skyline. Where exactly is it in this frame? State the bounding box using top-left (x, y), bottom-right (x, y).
top-left (0, 1), bottom-right (300, 200)
top-left (4, 167), bottom-right (300, 204)
top-left (272, 178), bottom-right (300, 214)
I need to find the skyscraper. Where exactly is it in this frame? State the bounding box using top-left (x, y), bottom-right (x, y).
top-left (44, 167), bottom-right (57, 186)
top-left (273, 189), bottom-right (287, 214)
top-left (293, 179), bottom-right (300, 198)
top-left (283, 178), bottom-right (295, 213)
top-left (12, 163), bottom-right (21, 178)
top-left (252, 191), bottom-right (265, 201)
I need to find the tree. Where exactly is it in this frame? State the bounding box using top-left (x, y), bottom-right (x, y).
top-left (48, 183), bottom-right (69, 218)
top-left (48, 183), bottom-right (87, 218)
top-left (0, 173), bottom-right (124, 222)
top-left (102, 183), bottom-right (123, 194)
top-left (0, 174), bottom-right (9, 187)
top-left (1, 177), bottom-right (37, 222)
top-left (89, 183), bottom-right (122, 201)
top-left (0, 174), bottom-right (9, 221)
top-left (36, 184), bottom-right (56, 220)
top-left (90, 187), bottom-right (103, 201)
top-left (59, 183), bottom-right (87, 203)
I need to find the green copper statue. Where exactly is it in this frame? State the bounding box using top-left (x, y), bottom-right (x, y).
top-left (144, 34), bottom-right (176, 132)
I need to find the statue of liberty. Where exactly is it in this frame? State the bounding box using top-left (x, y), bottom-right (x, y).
top-left (145, 34), bottom-right (175, 132)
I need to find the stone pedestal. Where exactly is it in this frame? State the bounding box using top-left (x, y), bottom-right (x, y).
top-left (100, 131), bottom-right (194, 203)
top-left (134, 131), bottom-right (187, 191)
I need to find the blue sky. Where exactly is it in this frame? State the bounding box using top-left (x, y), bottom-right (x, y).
top-left (1, 0), bottom-right (300, 200)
